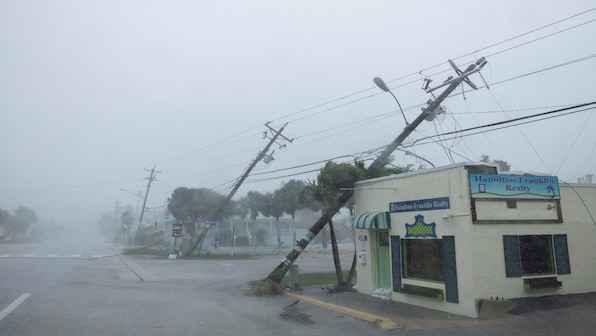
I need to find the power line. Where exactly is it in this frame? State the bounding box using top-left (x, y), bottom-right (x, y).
top-left (242, 102), bottom-right (596, 184)
top-left (570, 140), bottom-right (596, 181)
top-left (154, 9), bottom-right (596, 167)
top-left (555, 111), bottom-right (594, 175)
top-left (485, 84), bottom-right (552, 174)
top-left (284, 54), bottom-right (596, 152)
top-left (408, 103), bottom-right (596, 147)
top-left (248, 155), bottom-right (355, 176)
top-left (488, 53), bottom-right (596, 88)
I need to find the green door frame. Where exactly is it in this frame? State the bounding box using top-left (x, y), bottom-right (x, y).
top-left (376, 230), bottom-right (391, 288)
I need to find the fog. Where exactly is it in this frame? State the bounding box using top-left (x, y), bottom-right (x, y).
top-left (1, 1), bottom-right (595, 228)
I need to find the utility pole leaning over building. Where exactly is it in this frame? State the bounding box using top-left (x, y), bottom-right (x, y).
top-left (266, 57), bottom-right (488, 284)
top-left (137, 166), bottom-right (161, 242)
top-left (185, 122), bottom-right (293, 255)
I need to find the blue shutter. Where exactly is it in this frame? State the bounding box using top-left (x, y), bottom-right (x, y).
top-left (553, 234), bottom-right (571, 275)
top-left (503, 235), bottom-right (522, 277)
top-left (390, 235), bottom-right (401, 292)
top-left (442, 236), bottom-right (459, 303)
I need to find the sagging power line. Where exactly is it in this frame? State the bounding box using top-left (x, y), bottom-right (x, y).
top-left (266, 56), bottom-right (489, 283)
top-left (156, 9), bottom-right (596, 170)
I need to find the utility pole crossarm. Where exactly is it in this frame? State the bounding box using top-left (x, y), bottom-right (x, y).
top-left (266, 57), bottom-right (487, 283)
top-left (265, 122), bottom-right (294, 144)
top-left (368, 59), bottom-right (485, 173)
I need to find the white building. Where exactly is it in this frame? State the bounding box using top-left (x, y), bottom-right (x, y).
top-left (353, 162), bottom-right (596, 318)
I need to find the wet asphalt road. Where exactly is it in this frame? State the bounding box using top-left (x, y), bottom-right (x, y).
top-left (2, 239), bottom-right (595, 335)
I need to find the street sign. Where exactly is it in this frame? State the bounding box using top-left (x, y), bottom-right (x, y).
top-left (172, 223), bottom-right (183, 237)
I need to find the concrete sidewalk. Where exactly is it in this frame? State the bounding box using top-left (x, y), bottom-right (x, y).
top-left (285, 287), bottom-right (596, 333)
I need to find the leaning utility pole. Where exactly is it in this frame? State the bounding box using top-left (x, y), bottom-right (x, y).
top-left (185, 122), bottom-right (293, 255)
top-left (266, 57), bottom-right (487, 283)
top-left (136, 166), bottom-right (161, 241)
top-left (222, 122), bottom-right (293, 206)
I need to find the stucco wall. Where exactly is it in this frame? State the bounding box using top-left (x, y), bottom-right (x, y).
top-left (353, 163), bottom-right (596, 318)
top-left (354, 164), bottom-right (480, 317)
top-left (470, 184), bottom-right (596, 301)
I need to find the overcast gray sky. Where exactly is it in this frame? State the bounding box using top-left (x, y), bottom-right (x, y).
top-left (1, 1), bottom-right (595, 226)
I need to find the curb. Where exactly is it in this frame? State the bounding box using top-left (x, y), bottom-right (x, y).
top-left (284, 291), bottom-right (400, 330)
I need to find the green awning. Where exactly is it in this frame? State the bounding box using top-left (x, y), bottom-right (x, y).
top-left (353, 212), bottom-right (391, 229)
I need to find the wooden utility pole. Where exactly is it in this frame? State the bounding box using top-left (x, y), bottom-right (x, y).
top-left (266, 57), bottom-right (487, 283)
top-left (185, 122), bottom-right (293, 255)
top-left (222, 122), bottom-right (292, 206)
top-left (136, 166), bottom-right (161, 241)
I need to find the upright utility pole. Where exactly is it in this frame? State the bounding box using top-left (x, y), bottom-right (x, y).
top-left (186, 122), bottom-right (293, 255)
top-left (266, 57), bottom-right (487, 283)
top-left (137, 166), bottom-right (161, 241)
top-left (114, 201), bottom-right (120, 233)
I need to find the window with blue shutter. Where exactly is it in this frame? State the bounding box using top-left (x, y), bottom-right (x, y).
top-left (442, 236), bottom-right (459, 303)
top-left (554, 234), bottom-right (571, 274)
top-left (503, 235), bottom-right (522, 277)
top-left (503, 234), bottom-right (571, 277)
top-left (390, 235), bottom-right (401, 292)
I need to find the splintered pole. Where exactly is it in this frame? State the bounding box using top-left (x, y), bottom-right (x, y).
top-left (266, 57), bottom-right (486, 283)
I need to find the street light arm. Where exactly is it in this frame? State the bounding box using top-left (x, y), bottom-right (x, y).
top-left (120, 189), bottom-right (143, 199)
top-left (388, 90), bottom-right (408, 125)
top-left (374, 76), bottom-right (408, 125)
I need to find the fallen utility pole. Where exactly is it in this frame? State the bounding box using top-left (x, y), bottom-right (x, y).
top-left (266, 57), bottom-right (487, 283)
top-left (185, 122), bottom-right (293, 256)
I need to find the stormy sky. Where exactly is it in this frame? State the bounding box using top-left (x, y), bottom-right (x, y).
top-left (1, 1), bottom-right (595, 226)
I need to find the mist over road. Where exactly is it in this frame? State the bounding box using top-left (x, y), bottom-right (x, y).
top-left (0, 238), bottom-right (376, 336)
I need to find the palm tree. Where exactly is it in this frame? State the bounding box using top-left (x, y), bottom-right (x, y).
top-left (299, 159), bottom-right (412, 289)
top-left (302, 161), bottom-right (365, 290)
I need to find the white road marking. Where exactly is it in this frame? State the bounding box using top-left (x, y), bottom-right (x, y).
top-left (46, 254), bottom-right (58, 258)
top-left (91, 254), bottom-right (103, 258)
top-left (0, 254), bottom-right (13, 258)
top-left (22, 254), bottom-right (36, 258)
top-left (0, 293), bottom-right (32, 321)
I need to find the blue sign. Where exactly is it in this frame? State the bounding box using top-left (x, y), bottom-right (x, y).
top-left (469, 174), bottom-right (560, 199)
top-left (201, 219), bottom-right (218, 226)
top-left (389, 197), bottom-right (450, 213)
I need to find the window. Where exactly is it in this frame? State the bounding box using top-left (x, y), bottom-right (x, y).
top-left (519, 235), bottom-right (555, 275)
top-left (503, 234), bottom-right (571, 277)
top-left (402, 239), bottom-right (444, 282)
top-left (379, 232), bottom-right (389, 246)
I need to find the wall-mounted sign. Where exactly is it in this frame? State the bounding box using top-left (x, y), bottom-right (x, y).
top-left (469, 174), bottom-right (560, 199)
top-left (389, 197), bottom-right (450, 213)
top-left (405, 214), bottom-right (437, 238)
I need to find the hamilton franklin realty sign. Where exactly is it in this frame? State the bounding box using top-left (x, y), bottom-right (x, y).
top-left (390, 197), bottom-right (450, 213)
top-left (469, 173), bottom-right (560, 199)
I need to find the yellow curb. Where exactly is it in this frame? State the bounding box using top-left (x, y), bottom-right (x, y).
top-left (285, 291), bottom-right (400, 330)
